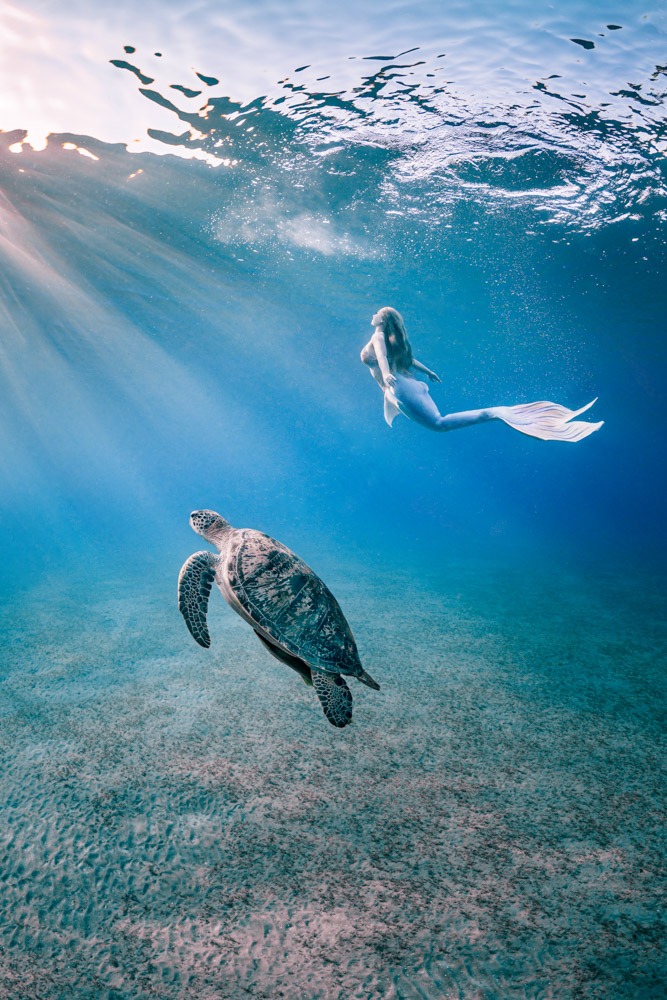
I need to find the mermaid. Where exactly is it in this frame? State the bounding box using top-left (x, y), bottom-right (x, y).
top-left (360, 307), bottom-right (603, 442)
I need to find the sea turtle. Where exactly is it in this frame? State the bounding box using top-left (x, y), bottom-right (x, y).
top-left (178, 510), bottom-right (380, 728)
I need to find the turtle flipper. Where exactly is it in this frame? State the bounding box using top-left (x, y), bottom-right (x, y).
top-left (254, 630), bottom-right (313, 687)
top-left (311, 670), bottom-right (353, 728)
top-left (357, 668), bottom-right (380, 691)
top-left (178, 551), bottom-right (218, 648)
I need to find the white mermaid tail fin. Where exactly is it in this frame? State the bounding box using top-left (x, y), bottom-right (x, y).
top-left (494, 398), bottom-right (604, 442)
top-left (383, 389), bottom-right (402, 426)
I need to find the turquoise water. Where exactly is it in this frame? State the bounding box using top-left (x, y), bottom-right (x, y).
top-left (1, 2), bottom-right (665, 996)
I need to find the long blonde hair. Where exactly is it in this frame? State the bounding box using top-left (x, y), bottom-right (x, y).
top-left (375, 307), bottom-right (413, 372)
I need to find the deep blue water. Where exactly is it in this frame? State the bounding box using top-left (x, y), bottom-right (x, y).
top-left (1, 0), bottom-right (666, 583)
top-left (0, 2), bottom-right (665, 997)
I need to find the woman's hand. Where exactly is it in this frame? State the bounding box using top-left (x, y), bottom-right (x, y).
top-left (384, 373), bottom-right (397, 389)
top-left (428, 370), bottom-right (442, 383)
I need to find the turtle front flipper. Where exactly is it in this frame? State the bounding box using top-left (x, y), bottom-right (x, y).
top-left (311, 670), bottom-right (353, 728)
top-left (178, 551), bottom-right (219, 648)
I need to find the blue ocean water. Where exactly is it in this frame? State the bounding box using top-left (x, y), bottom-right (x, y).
top-left (1, 2), bottom-right (665, 997)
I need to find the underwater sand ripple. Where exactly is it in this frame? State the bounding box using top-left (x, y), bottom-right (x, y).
top-left (0, 563), bottom-right (664, 998)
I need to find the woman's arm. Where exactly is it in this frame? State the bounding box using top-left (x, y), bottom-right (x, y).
top-left (411, 357), bottom-right (441, 382)
top-left (371, 330), bottom-right (396, 387)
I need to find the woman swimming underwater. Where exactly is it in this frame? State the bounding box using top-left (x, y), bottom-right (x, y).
top-left (360, 307), bottom-right (603, 442)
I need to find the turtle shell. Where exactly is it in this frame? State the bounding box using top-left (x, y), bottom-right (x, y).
top-left (225, 530), bottom-right (361, 674)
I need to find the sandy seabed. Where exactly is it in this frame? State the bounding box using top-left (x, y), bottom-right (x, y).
top-left (0, 558), bottom-right (664, 999)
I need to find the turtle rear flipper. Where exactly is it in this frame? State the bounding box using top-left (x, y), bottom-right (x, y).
top-left (312, 670), bottom-right (353, 728)
top-left (254, 630), bottom-right (313, 686)
top-left (178, 550), bottom-right (218, 648)
top-left (357, 668), bottom-right (380, 691)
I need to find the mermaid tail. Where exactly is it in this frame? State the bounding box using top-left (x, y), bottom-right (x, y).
top-left (384, 375), bottom-right (442, 428)
top-left (493, 398), bottom-right (604, 442)
top-left (379, 373), bottom-right (603, 440)
top-left (383, 389), bottom-right (402, 426)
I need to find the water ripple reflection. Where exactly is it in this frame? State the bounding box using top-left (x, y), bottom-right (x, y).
top-left (2, 2), bottom-right (665, 230)
top-left (98, 26), bottom-right (667, 230)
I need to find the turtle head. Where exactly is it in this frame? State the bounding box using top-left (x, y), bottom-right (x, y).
top-left (190, 510), bottom-right (231, 548)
